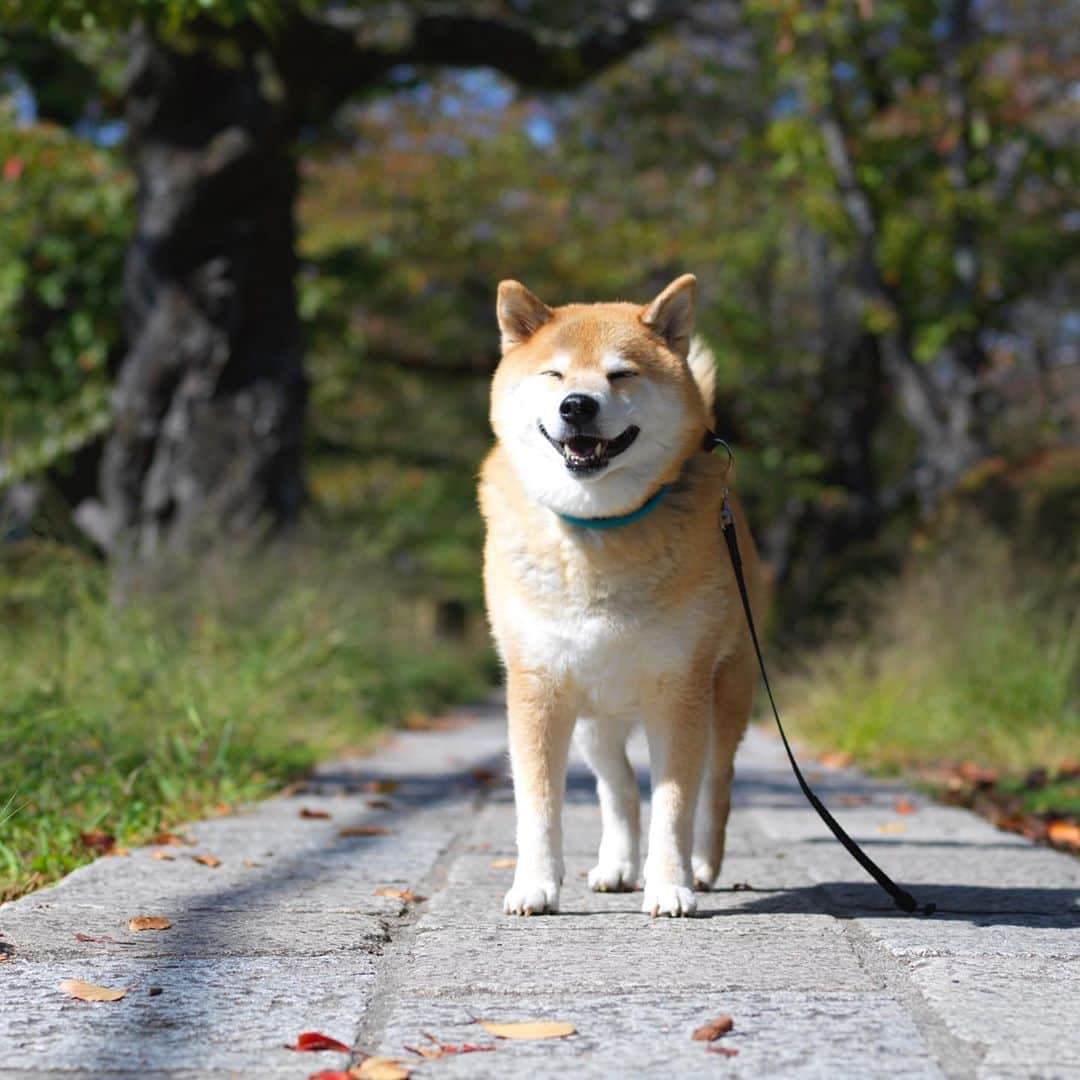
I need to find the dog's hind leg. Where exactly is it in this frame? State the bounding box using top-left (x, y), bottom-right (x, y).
top-left (576, 718), bottom-right (640, 892)
top-left (692, 645), bottom-right (755, 890)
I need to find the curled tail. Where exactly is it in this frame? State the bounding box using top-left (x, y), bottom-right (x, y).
top-left (688, 335), bottom-right (717, 414)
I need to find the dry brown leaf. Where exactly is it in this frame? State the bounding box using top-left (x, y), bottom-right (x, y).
top-left (692, 1015), bottom-right (734, 1041)
top-left (79, 829), bottom-right (115, 855)
top-left (877, 822), bottom-right (907, 834)
top-left (818, 751), bottom-right (853, 769)
top-left (149, 831), bottom-right (191, 847)
top-left (490, 858), bottom-right (516, 869)
top-left (403, 1045), bottom-right (443, 1060)
top-left (373, 887), bottom-right (426, 903)
top-left (128, 916), bottom-right (171, 932)
top-left (363, 780), bottom-right (399, 795)
top-left (338, 826), bottom-right (390, 838)
top-left (478, 1020), bottom-right (575, 1041)
top-left (242, 859), bottom-right (263, 868)
top-left (350, 1058), bottom-right (411, 1080)
top-left (59, 978), bottom-right (127, 1002)
top-left (1047, 820), bottom-right (1080, 849)
top-left (151, 851), bottom-right (175, 861)
top-left (707, 1045), bottom-right (740, 1056)
top-left (300, 808), bottom-right (332, 819)
top-left (74, 932), bottom-right (120, 944)
top-left (191, 854), bottom-right (221, 867)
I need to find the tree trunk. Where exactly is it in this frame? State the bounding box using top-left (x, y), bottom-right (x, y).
top-left (98, 25), bottom-right (305, 567)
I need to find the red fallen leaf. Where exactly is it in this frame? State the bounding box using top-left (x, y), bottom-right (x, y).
top-left (300, 808), bottom-right (332, 819)
top-left (3, 156), bottom-right (23, 182)
top-left (149, 832), bottom-right (191, 847)
top-left (707, 1046), bottom-right (739, 1057)
top-left (308, 1072), bottom-right (353, 1080)
top-left (339, 826), bottom-right (390, 837)
top-left (79, 829), bottom-right (116, 855)
top-left (692, 1015), bottom-right (734, 1041)
top-left (894, 798), bottom-right (917, 815)
top-left (289, 1032), bottom-right (352, 1053)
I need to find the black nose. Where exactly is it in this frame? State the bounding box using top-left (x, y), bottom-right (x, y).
top-left (559, 393), bottom-right (600, 424)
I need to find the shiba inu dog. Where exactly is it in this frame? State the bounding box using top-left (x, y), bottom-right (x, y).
top-left (479, 274), bottom-right (761, 918)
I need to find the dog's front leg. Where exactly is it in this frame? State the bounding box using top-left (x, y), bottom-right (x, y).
top-left (641, 677), bottom-right (710, 917)
top-left (503, 670), bottom-right (574, 915)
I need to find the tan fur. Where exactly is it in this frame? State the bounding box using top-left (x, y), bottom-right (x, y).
top-left (480, 276), bottom-right (761, 916)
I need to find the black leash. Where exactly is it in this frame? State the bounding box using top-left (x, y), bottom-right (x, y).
top-left (705, 431), bottom-right (935, 916)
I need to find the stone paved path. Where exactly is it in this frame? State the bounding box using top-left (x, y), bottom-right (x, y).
top-left (2, 703), bottom-right (1078, 1079)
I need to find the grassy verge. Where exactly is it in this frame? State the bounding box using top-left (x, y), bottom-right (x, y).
top-left (0, 536), bottom-right (492, 901)
top-left (782, 533), bottom-right (1079, 838)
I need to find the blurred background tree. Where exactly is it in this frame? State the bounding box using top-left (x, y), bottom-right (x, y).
top-left (0, 1), bottom-right (1076, 894)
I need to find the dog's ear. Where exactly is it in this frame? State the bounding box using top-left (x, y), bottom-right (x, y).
top-left (497, 280), bottom-right (553, 351)
top-left (641, 274), bottom-right (697, 360)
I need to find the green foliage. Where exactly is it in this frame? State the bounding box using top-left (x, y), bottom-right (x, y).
top-left (0, 117), bottom-right (130, 489)
top-left (783, 532), bottom-right (1079, 776)
top-left (0, 536), bottom-right (491, 899)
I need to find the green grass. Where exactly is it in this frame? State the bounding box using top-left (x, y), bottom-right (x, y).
top-left (782, 534), bottom-right (1079, 800)
top-left (0, 536), bottom-right (492, 901)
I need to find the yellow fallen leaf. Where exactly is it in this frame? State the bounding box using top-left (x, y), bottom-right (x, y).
top-left (351, 1058), bottom-right (411, 1079)
top-left (128, 916), bottom-right (171, 932)
top-left (878, 822), bottom-right (907, 834)
top-left (479, 1020), bottom-right (576, 1040)
top-left (490, 858), bottom-right (516, 869)
top-left (59, 978), bottom-right (127, 1002)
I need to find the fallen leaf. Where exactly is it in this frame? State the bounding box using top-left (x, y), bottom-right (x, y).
top-left (490, 858), bottom-right (516, 869)
top-left (731, 882), bottom-right (753, 891)
top-left (242, 859), bottom-right (263, 868)
top-left (289, 1032), bottom-right (352, 1053)
top-left (366, 798), bottom-right (394, 810)
top-left (478, 1020), bottom-right (575, 1041)
top-left (74, 932), bottom-right (121, 944)
top-left (215, 802), bottom-right (230, 815)
top-left (894, 798), bottom-right (917, 815)
top-left (692, 1015), bottom-right (734, 1041)
top-left (470, 767), bottom-right (497, 784)
top-left (309, 1072), bottom-right (352, 1080)
top-left (1047, 820), bottom-right (1080, 850)
top-left (363, 780), bottom-right (399, 795)
top-left (373, 887), bottom-right (426, 903)
top-left (59, 978), bottom-right (126, 1002)
top-left (149, 832), bottom-right (190, 847)
top-left (351, 1058), bottom-right (411, 1080)
top-left (707, 1046), bottom-right (740, 1056)
top-left (128, 916), bottom-right (171, 932)
top-left (403, 1045), bottom-right (443, 1060)
top-left (877, 822), bottom-right (907, 834)
top-left (79, 829), bottom-right (116, 855)
top-left (191, 854), bottom-right (221, 867)
top-left (108, 847), bottom-right (131, 857)
top-left (818, 751), bottom-right (853, 769)
top-left (338, 826), bottom-right (390, 838)
top-left (151, 851), bottom-right (175, 861)
top-left (838, 794), bottom-right (870, 807)
top-left (300, 808), bottom-right (332, 820)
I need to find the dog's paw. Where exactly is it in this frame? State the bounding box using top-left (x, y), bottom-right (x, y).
top-left (642, 881), bottom-right (697, 918)
top-left (692, 855), bottom-right (718, 892)
top-left (588, 859), bottom-right (638, 893)
top-left (503, 878), bottom-right (560, 916)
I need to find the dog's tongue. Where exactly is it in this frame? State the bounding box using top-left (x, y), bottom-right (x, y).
top-left (567, 436), bottom-right (602, 457)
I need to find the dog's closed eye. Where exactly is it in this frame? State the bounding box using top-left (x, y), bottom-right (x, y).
top-left (608, 370), bottom-right (638, 382)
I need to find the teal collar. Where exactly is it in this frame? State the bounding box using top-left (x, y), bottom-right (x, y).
top-left (555, 484), bottom-right (671, 530)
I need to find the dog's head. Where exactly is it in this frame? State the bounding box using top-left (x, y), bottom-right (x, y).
top-left (489, 274), bottom-right (710, 518)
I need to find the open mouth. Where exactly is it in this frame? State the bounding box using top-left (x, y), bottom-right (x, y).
top-left (539, 423), bottom-right (640, 474)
